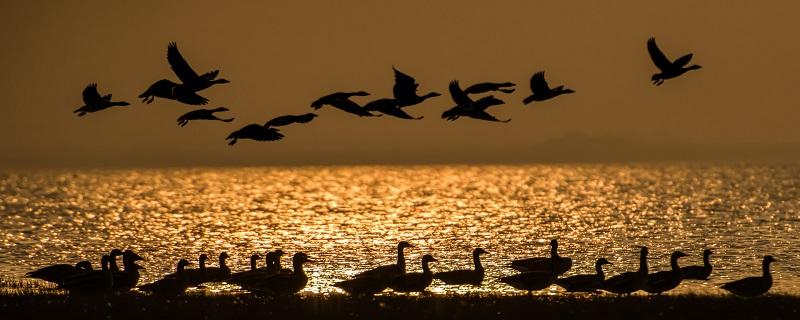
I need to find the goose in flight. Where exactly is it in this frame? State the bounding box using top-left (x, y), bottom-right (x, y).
top-left (602, 247), bottom-right (649, 295)
top-left (647, 37), bottom-right (701, 86)
top-left (226, 124), bottom-right (284, 145)
top-left (511, 239), bottom-right (572, 274)
top-left (442, 80), bottom-right (509, 123)
top-left (681, 249), bottom-right (714, 280)
top-left (522, 72), bottom-right (574, 104)
top-left (139, 79), bottom-right (209, 105)
top-left (364, 98), bottom-right (423, 120)
top-left (311, 91), bottom-right (378, 117)
top-left (264, 113), bottom-right (318, 128)
top-left (644, 251), bottom-right (688, 295)
top-left (74, 84), bottom-right (130, 116)
top-left (167, 42), bottom-right (230, 91)
top-left (389, 254), bottom-right (438, 293)
top-left (555, 258), bottom-right (612, 292)
top-left (720, 256), bottom-right (776, 297)
top-left (434, 248), bottom-right (488, 286)
top-left (26, 261), bottom-right (93, 284)
top-left (139, 259), bottom-right (192, 296)
top-left (392, 67), bottom-right (441, 108)
top-left (354, 241), bottom-right (414, 281)
top-left (177, 107), bottom-right (234, 127)
top-left (463, 82), bottom-right (516, 95)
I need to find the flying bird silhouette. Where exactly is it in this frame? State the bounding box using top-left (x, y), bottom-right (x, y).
top-left (364, 98), bottom-right (423, 120)
top-left (522, 72), bottom-right (575, 104)
top-left (139, 79), bottom-right (209, 105)
top-left (647, 37), bottom-right (702, 86)
top-left (311, 91), bottom-right (379, 117)
top-left (73, 84), bottom-right (130, 116)
top-left (392, 67), bottom-right (441, 108)
top-left (463, 82), bottom-right (516, 95)
top-left (226, 124), bottom-right (284, 145)
top-left (264, 113), bottom-right (318, 128)
top-left (176, 107), bottom-right (234, 127)
top-left (167, 42), bottom-right (230, 91)
top-left (442, 80), bottom-right (509, 123)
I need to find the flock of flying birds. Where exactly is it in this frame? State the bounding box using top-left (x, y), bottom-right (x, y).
top-left (73, 38), bottom-right (701, 145)
top-left (25, 240), bottom-right (776, 298)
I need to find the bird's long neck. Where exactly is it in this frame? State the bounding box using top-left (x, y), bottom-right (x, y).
top-left (670, 255), bottom-right (681, 272)
top-left (703, 253), bottom-right (712, 268)
top-left (473, 253), bottom-right (483, 271)
top-left (422, 260), bottom-right (431, 274)
top-left (199, 258), bottom-right (206, 271)
top-left (762, 260), bottom-right (772, 279)
top-left (211, 107), bottom-right (226, 112)
top-left (293, 260), bottom-right (305, 276)
top-left (101, 258), bottom-right (109, 272)
top-left (123, 257), bottom-right (135, 272)
top-left (595, 262), bottom-right (605, 278)
top-left (421, 92), bottom-right (438, 100)
top-left (177, 263), bottom-right (186, 273)
top-left (109, 256), bottom-right (119, 272)
top-left (275, 257), bottom-right (283, 270)
top-left (397, 246), bottom-right (406, 272)
top-left (219, 256), bottom-right (228, 269)
top-left (638, 252), bottom-right (648, 274)
top-left (550, 243), bottom-right (559, 259)
top-left (250, 257), bottom-right (258, 271)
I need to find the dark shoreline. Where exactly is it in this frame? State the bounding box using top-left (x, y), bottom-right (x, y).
top-left (1, 292), bottom-right (798, 320)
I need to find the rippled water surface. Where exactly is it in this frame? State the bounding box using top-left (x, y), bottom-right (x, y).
top-left (1, 165), bottom-right (798, 295)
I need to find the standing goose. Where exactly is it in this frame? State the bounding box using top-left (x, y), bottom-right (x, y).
top-left (647, 37), bottom-right (702, 86)
top-left (167, 42), bottom-right (230, 91)
top-left (681, 249), bottom-right (714, 280)
top-left (178, 254), bottom-right (208, 286)
top-left (244, 253), bottom-right (313, 295)
top-left (226, 124), bottom-right (284, 145)
top-left (59, 255), bottom-right (114, 294)
top-left (720, 256), bottom-right (776, 297)
top-left (389, 255), bottom-right (438, 293)
top-left (270, 250), bottom-right (293, 275)
top-left (311, 91), bottom-right (378, 117)
top-left (139, 79), bottom-right (209, 105)
top-left (108, 249), bottom-right (124, 272)
top-left (138, 259), bottom-right (192, 296)
top-left (26, 261), bottom-right (93, 284)
top-left (442, 80), bottom-right (509, 122)
top-left (363, 98), bottom-right (423, 120)
top-left (113, 250), bottom-right (145, 292)
top-left (228, 254), bottom-right (262, 284)
top-left (522, 72), bottom-right (575, 104)
top-left (74, 84), bottom-right (130, 116)
top-left (499, 258), bottom-right (559, 295)
top-left (434, 248), bottom-right (489, 286)
top-left (555, 258), bottom-right (612, 292)
top-left (602, 247), bottom-right (649, 295)
top-left (334, 276), bottom-right (390, 297)
top-left (463, 82), bottom-right (516, 95)
top-left (644, 251), bottom-right (688, 295)
top-left (177, 107), bottom-right (234, 127)
top-left (354, 241), bottom-right (414, 281)
top-left (391, 67), bottom-right (441, 108)
top-left (511, 239), bottom-right (572, 275)
top-left (202, 252), bottom-right (231, 283)
top-left (265, 113), bottom-right (318, 128)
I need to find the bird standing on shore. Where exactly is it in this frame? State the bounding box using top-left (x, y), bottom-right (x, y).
top-left (602, 247), bottom-right (649, 295)
top-left (720, 256), bottom-right (776, 297)
top-left (511, 239), bottom-right (572, 275)
top-left (644, 251), bottom-right (688, 295)
top-left (555, 258), bottom-right (612, 292)
top-left (435, 248), bottom-right (488, 286)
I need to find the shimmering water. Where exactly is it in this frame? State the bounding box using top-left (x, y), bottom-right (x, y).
top-left (1, 165), bottom-right (798, 295)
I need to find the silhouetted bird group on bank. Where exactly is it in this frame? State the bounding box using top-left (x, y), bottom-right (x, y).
top-left (26, 241), bottom-right (775, 298)
top-left (74, 38), bottom-right (700, 145)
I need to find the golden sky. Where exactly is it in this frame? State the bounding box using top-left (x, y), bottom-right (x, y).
top-left (1, 1), bottom-right (798, 168)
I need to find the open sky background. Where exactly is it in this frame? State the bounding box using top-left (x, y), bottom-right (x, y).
top-left (1, 1), bottom-right (798, 168)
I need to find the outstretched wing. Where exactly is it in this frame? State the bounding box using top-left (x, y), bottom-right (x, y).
top-left (672, 53), bottom-right (694, 68)
top-left (82, 83), bottom-right (103, 106)
top-left (176, 91), bottom-right (209, 105)
top-left (167, 42), bottom-right (200, 84)
top-left (449, 80), bottom-right (471, 106)
top-left (530, 72), bottom-right (550, 94)
top-left (469, 110), bottom-right (510, 123)
top-left (392, 67), bottom-right (419, 100)
top-left (376, 105), bottom-right (421, 120)
top-left (647, 38), bottom-right (672, 72)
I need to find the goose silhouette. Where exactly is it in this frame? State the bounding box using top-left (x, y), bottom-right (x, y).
top-left (59, 255), bottom-right (114, 295)
top-left (226, 124), bottom-right (284, 145)
top-left (139, 79), bottom-right (209, 105)
top-left (363, 98), bottom-right (423, 120)
top-left (177, 107), bottom-right (234, 127)
top-left (389, 254), bottom-right (437, 293)
top-left (720, 256), bottom-right (776, 297)
top-left (354, 241), bottom-right (414, 281)
top-left (311, 91), bottom-right (378, 117)
top-left (644, 251), bottom-right (688, 295)
top-left (464, 82), bottom-right (516, 95)
top-left (602, 247), bottom-right (649, 295)
top-left (265, 113), bottom-right (318, 128)
top-left (522, 72), bottom-right (574, 104)
top-left (647, 37), bottom-right (701, 86)
top-left (434, 248), bottom-right (488, 286)
top-left (442, 80), bottom-right (509, 122)
top-left (26, 261), bottom-right (93, 284)
top-left (139, 259), bottom-right (192, 296)
top-left (242, 252), bottom-right (313, 295)
top-left (113, 250), bottom-right (144, 292)
top-left (392, 67), bottom-right (441, 108)
top-left (167, 42), bottom-right (230, 91)
top-left (74, 84), bottom-right (130, 116)
top-left (511, 239), bottom-right (572, 274)
top-left (681, 249), bottom-right (714, 280)
top-left (555, 258), bottom-right (612, 293)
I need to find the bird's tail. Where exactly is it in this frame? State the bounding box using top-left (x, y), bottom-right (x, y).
top-left (522, 96), bottom-right (535, 105)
